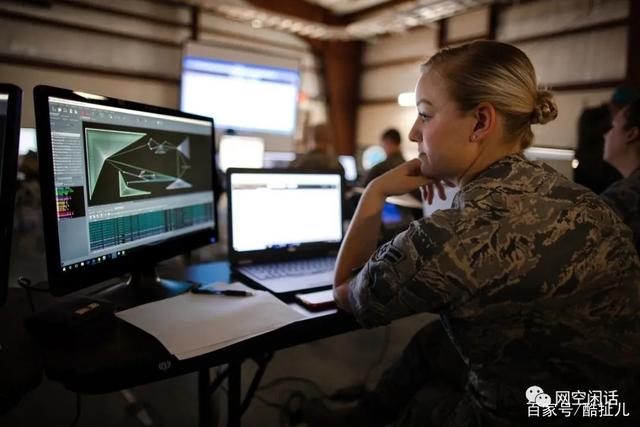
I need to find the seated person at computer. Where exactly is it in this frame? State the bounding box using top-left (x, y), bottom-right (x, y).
top-left (364, 128), bottom-right (406, 185)
top-left (601, 98), bottom-right (640, 254)
top-left (322, 41), bottom-right (640, 426)
top-left (290, 123), bottom-right (344, 174)
top-left (365, 128), bottom-right (422, 202)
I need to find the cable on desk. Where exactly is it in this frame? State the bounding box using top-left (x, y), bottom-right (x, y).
top-left (16, 276), bottom-right (38, 313)
top-left (16, 276), bottom-right (51, 314)
top-left (69, 393), bottom-right (81, 427)
top-left (239, 352), bottom-right (273, 415)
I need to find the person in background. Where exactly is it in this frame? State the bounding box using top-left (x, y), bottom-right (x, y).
top-left (289, 123), bottom-right (344, 174)
top-left (601, 98), bottom-right (640, 254)
top-left (364, 128), bottom-right (406, 185)
top-left (573, 86), bottom-right (637, 193)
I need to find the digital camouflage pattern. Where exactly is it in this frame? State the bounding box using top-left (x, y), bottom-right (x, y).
top-left (600, 168), bottom-right (640, 255)
top-left (348, 153), bottom-right (640, 426)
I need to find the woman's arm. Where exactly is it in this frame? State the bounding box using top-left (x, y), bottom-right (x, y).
top-left (333, 185), bottom-right (386, 311)
top-left (333, 159), bottom-right (434, 311)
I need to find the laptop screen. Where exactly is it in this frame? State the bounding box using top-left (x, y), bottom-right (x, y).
top-left (229, 171), bottom-right (343, 253)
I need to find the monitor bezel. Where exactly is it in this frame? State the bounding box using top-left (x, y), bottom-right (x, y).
top-left (0, 84), bottom-right (22, 306)
top-left (34, 85), bottom-right (219, 296)
top-left (226, 168), bottom-right (345, 265)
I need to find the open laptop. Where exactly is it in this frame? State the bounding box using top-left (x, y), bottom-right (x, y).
top-left (227, 169), bottom-right (344, 293)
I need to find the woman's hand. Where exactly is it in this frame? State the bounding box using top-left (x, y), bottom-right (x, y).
top-left (369, 158), bottom-right (433, 198)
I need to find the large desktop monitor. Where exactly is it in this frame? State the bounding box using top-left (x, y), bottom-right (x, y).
top-left (181, 42), bottom-right (300, 151)
top-left (0, 84), bottom-right (21, 306)
top-left (34, 86), bottom-right (218, 304)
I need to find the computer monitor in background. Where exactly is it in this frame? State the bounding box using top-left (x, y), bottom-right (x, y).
top-left (34, 86), bottom-right (218, 306)
top-left (218, 135), bottom-right (264, 172)
top-left (0, 84), bottom-right (21, 306)
top-left (181, 42), bottom-right (299, 151)
top-left (263, 151), bottom-right (296, 168)
top-left (361, 145), bottom-right (386, 171)
top-left (338, 155), bottom-right (358, 182)
top-left (19, 128), bottom-right (37, 155)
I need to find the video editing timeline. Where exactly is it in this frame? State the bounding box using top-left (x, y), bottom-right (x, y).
top-left (88, 201), bottom-right (213, 251)
top-left (47, 97), bottom-right (215, 270)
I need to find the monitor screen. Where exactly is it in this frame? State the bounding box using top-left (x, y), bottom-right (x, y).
top-left (362, 145), bottom-right (386, 170)
top-left (43, 95), bottom-right (216, 272)
top-left (218, 135), bottom-right (264, 172)
top-left (181, 56), bottom-right (299, 136)
top-left (229, 172), bottom-right (343, 253)
top-left (19, 128), bottom-right (37, 155)
top-left (0, 85), bottom-right (21, 306)
top-left (339, 155), bottom-right (358, 181)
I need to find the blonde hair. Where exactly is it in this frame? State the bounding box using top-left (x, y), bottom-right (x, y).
top-left (421, 40), bottom-right (557, 149)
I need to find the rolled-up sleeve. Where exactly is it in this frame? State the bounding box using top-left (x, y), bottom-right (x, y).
top-left (348, 211), bottom-right (475, 328)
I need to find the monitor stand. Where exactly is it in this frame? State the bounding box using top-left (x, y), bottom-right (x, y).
top-left (93, 266), bottom-right (193, 310)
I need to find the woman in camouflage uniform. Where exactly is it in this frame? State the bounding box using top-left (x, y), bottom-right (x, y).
top-left (331, 41), bottom-right (640, 426)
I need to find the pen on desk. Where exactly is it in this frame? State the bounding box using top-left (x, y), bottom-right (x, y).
top-left (190, 287), bottom-right (255, 297)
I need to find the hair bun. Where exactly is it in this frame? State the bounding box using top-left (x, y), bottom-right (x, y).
top-left (530, 90), bottom-right (558, 125)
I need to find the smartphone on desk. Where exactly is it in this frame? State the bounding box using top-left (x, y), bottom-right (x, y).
top-left (295, 289), bottom-right (335, 311)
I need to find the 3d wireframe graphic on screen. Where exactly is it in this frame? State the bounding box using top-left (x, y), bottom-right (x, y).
top-left (84, 123), bottom-right (211, 206)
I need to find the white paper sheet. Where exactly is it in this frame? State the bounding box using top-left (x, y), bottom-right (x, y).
top-left (116, 282), bottom-right (305, 360)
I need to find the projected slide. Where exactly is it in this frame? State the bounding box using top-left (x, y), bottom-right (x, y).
top-left (84, 123), bottom-right (212, 206)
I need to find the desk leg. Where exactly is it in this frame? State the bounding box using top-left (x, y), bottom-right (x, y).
top-left (198, 369), bottom-right (214, 427)
top-left (228, 361), bottom-right (242, 427)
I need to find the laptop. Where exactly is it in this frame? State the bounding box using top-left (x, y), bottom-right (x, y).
top-left (227, 169), bottom-right (344, 294)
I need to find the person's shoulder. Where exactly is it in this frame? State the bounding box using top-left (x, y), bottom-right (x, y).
top-left (601, 174), bottom-right (640, 213)
top-left (601, 177), bottom-right (628, 195)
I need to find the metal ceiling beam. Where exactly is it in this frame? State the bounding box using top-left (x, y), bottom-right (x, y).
top-left (246, 0), bottom-right (350, 25)
top-left (342, 0), bottom-right (413, 22)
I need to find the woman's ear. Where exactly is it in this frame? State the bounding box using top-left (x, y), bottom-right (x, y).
top-left (470, 102), bottom-right (496, 143)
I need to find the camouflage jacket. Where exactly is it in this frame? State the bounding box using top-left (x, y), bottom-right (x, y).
top-left (601, 168), bottom-right (640, 255)
top-left (348, 153), bottom-right (640, 419)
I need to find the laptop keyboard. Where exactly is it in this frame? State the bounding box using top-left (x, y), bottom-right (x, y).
top-left (243, 257), bottom-right (336, 280)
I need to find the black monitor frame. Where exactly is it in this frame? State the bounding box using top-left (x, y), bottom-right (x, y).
top-left (226, 168), bottom-right (345, 266)
top-left (0, 84), bottom-right (22, 306)
top-left (34, 85), bottom-right (218, 302)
